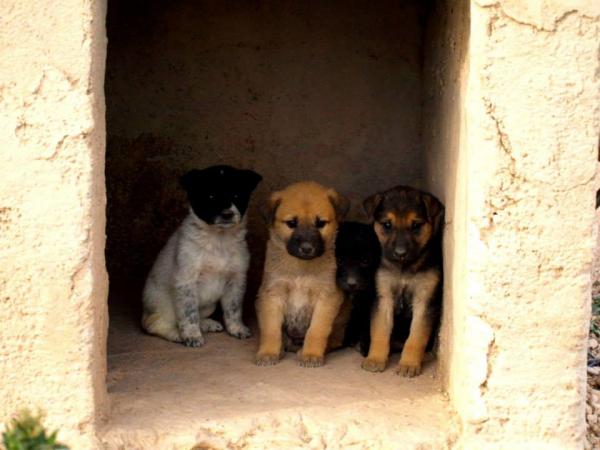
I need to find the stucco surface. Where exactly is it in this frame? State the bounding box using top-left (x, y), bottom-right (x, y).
top-left (428, 1), bottom-right (600, 448)
top-left (104, 0), bottom-right (426, 288)
top-left (0, 0), bottom-right (108, 448)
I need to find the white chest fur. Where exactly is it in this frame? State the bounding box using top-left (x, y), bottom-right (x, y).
top-left (150, 213), bottom-right (249, 290)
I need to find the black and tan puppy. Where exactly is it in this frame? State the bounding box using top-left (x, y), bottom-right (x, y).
top-left (255, 181), bottom-right (349, 367)
top-left (361, 186), bottom-right (443, 377)
top-left (334, 222), bottom-right (381, 356)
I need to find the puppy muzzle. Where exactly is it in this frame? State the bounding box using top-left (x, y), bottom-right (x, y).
top-left (214, 206), bottom-right (241, 227)
top-left (336, 271), bottom-right (364, 293)
top-left (286, 228), bottom-right (324, 260)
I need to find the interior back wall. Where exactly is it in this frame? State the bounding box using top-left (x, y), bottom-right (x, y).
top-left (105, 0), bottom-right (425, 289)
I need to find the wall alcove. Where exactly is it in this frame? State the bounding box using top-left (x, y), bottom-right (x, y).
top-left (104, 0), bottom-right (466, 446)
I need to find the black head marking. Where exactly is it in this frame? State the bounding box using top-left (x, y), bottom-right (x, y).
top-left (180, 165), bottom-right (262, 225)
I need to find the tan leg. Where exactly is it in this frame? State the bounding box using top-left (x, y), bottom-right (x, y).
top-left (395, 304), bottom-right (432, 377)
top-left (396, 278), bottom-right (438, 377)
top-left (298, 289), bottom-right (343, 367)
top-left (361, 290), bottom-right (394, 372)
top-left (255, 284), bottom-right (286, 366)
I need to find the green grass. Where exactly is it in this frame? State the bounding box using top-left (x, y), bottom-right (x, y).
top-left (592, 291), bottom-right (600, 338)
top-left (2, 410), bottom-right (68, 450)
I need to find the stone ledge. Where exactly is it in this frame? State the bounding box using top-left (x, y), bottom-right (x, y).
top-left (103, 305), bottom-right (456, 449)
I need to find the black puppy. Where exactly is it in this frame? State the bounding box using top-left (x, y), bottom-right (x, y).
top-left (335, 222), bottom-right (381, 356)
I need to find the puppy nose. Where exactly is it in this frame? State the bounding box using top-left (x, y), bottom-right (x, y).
top-left (393, 247), bottom-right (407, 259)
top-left (221, 210), bottom-right (234, 220)
top-left (299, 242), bottom-right (314, 255)
top-left (345, 277), bottom-right (358, 289)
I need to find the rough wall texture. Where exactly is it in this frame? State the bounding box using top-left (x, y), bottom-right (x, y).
top-left (104, 0), bottom-right (426, 289)
top-left (0, 0), bottom-right (108, 448)
top-left (426, 0), bottom-right (600, 448)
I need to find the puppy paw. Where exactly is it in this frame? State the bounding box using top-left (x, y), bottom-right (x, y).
top-left (395, 361), bottom-right (422, 378)
top-left (228, 324), bottom-right (252, 340)
top-left (297, 352), bottom-right (324, 368)
top-left (255, 352), bottom-right (281, 366)
top-left (200, 318), bottom-right (223, 333)
top-left (183, 335), bottom-right (205, 348)
top-left (361, 358), bottom-right (387, 372)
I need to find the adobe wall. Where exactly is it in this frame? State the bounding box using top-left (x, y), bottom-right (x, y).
top-left (426, 0), bottom-right (600, 448)
top-left (0, 0), bottom-right (108, 447)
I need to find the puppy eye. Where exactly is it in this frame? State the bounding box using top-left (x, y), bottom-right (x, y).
top-left (336, 257), bottom-right (343, 264)
top-left (285, 218), bottom-right (298, 229)
top-left (315, 218), bottom-right (328, 228)
top-left (233, 194), bottom-right (239, 200)
top-left (381, 221), bottom-right (392, 231)
top-left (360, 258), bottom-right (370, 267)
top-left (208, 194), bottom-right (215, 200)
top-left (411, 221), bottom-right (424, 232)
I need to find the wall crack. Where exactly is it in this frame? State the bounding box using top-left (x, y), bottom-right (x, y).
top-left (474, 1), bottom-right (584, 32)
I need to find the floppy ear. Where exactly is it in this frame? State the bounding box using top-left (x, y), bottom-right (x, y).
top-left (179, 169), bottom-right (203, 194)
top-left (259, 191), bottom-right (282, 224)
top-left (240, 169), bottom-right (263, 192)
top-left (327, 189), bottom-right (350, 221)
top-left (423, 193), bottom-right (445, 235)
top-left (362, 193), bottom-right (382, 221)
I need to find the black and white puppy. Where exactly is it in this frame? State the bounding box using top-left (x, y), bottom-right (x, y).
top-left (142, 165), bottom-right (262, 347)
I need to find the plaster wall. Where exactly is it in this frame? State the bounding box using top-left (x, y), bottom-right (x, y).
top-left (104, 0), bottom-right (426, 287)
top-left (426, 1), bottom-right (600, 448)
top-left (0, 0), bottom-right (108, 447)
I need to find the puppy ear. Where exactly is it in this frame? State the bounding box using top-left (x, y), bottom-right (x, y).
top-left (423, 193), bottom-right (444, 235)
top-left (180, 169), bottom-right (203, 194)
top-left (327, 189), bottom-right (350, 221)
top-left (240, 169), bottom-right (263, 192)
top-left (363, 193), bottom-right (382, 220)
top-left (259, 191), bottom-right (282, 224)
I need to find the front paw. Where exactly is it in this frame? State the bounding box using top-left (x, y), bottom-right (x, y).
top-left (183, 335), bottom-right (205, 347)
top-left (361, 357), bottom-right (387, 372)
top-left (395, 360), bottom-right (422, 377)
top-left (228, 324), bottom-right (252, 340)
top-left (255, 351), bottom-right (281, 366)
top-left (297, 351), bottom-right (324, 368)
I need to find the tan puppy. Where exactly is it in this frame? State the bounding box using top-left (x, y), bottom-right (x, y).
top-left (255, 181), bottom-right (349, 367)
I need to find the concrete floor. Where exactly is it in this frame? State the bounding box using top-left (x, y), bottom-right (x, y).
top-left (103, 302), bottom-right (456, 449)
